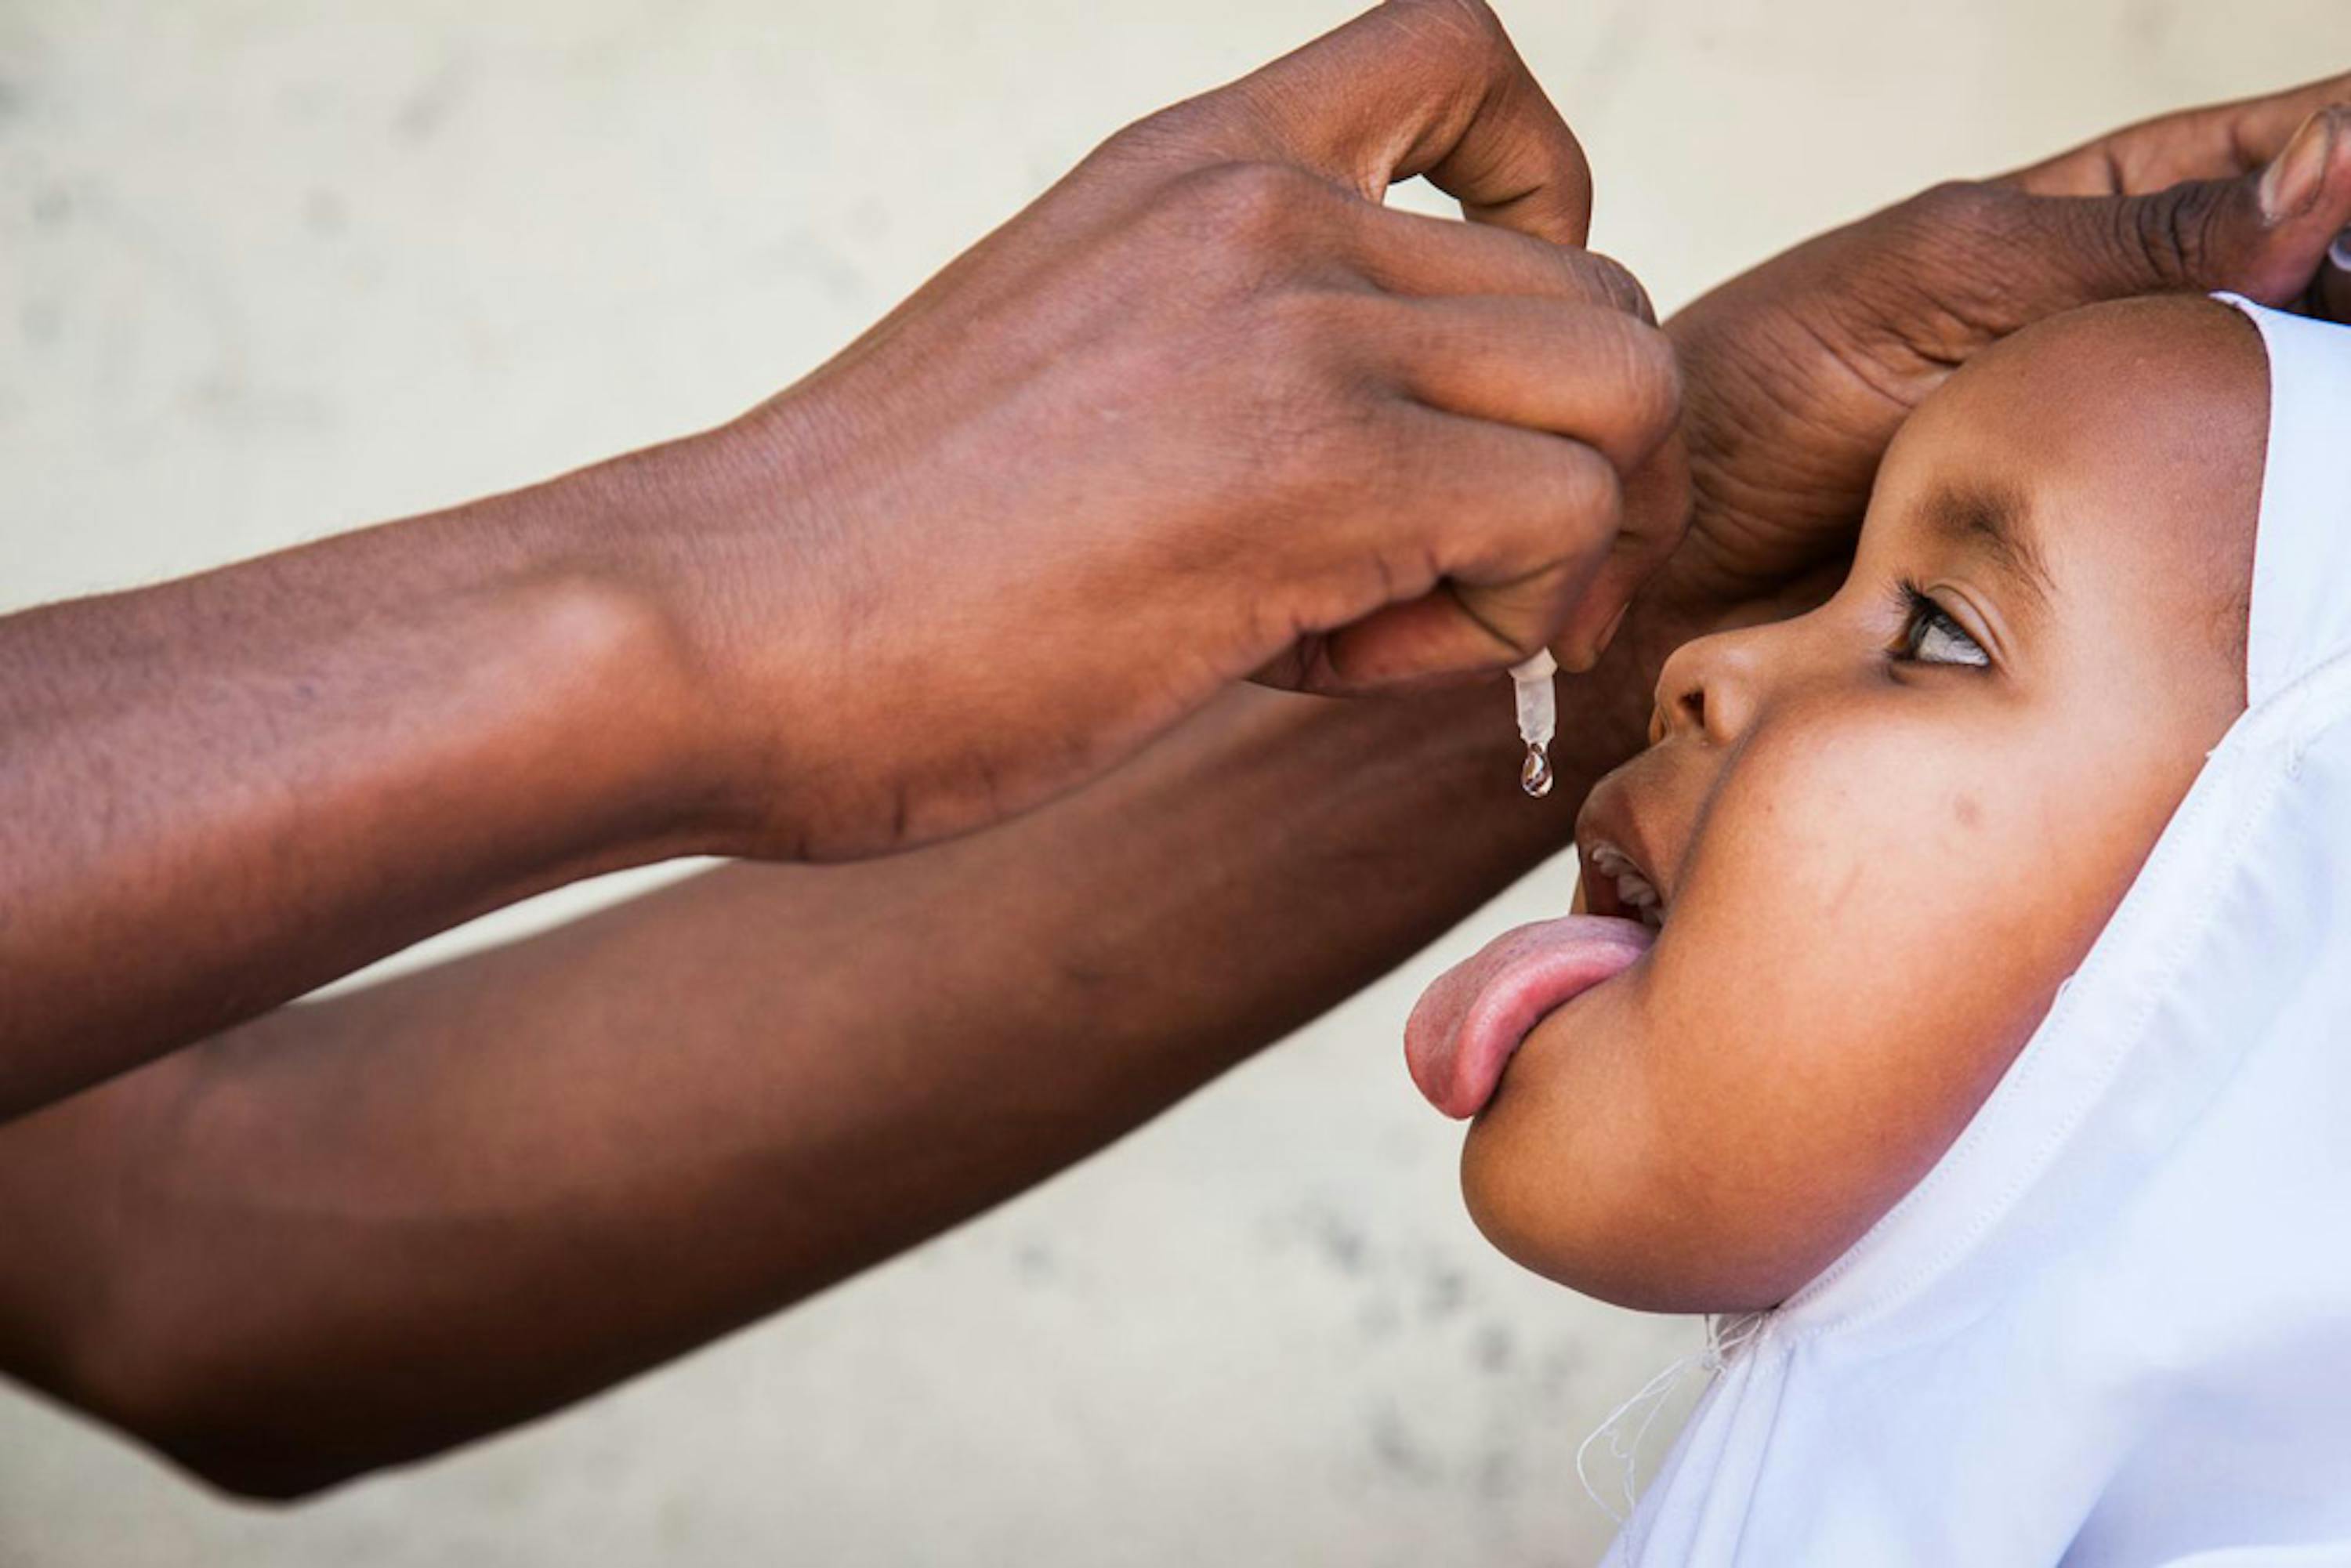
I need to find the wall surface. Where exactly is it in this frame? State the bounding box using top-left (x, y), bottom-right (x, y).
top-left (4, 2), bottom-right (2349, 1564)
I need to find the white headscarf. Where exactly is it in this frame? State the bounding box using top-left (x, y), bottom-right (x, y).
top-left (1603, 296), bottom-right (2351, 1566)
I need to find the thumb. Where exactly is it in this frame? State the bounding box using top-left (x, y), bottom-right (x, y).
top-left (2045, 104), bottom-right (2351, 308)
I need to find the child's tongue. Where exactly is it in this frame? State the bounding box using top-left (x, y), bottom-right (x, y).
top-left (1404, 914), bottom-right (1654, 1119)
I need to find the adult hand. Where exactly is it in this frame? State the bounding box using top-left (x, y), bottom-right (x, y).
top-left (1651, 74), bottom-right (2351, 622)
top-left (679, 0), bottom-right (1682, 859)
top-left (0, 0), bottom-right (1683, 1116)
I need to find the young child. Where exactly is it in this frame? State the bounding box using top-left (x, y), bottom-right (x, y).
top-left (1407, 292), bottom-right (2351, 1563)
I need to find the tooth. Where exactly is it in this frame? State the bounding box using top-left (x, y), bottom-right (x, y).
top-left (1587, 842), bottom-right (1670, 924)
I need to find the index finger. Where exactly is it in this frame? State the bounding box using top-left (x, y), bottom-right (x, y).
top-left (2012, 71), bottom-right (2351, 196)
top-left (1188, 0), bottom-right (1594, 244)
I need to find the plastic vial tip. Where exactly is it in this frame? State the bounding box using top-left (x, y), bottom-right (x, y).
top-left (1520, 742), bottom-right (1554, 798)
top-left (1511, 652), bottom-right (1559, 799)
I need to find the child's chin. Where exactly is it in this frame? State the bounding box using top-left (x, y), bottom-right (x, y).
top-left (1459, 1121), bottom-right (1691, 1313)
top-left (1458, 1116), bottom-right (1800, 1316)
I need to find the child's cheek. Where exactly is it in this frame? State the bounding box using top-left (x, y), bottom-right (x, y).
top-left (1628, 704), bottom-right (2063, 1295)
top-left (1462, 690), bottom-right (2142, 1311)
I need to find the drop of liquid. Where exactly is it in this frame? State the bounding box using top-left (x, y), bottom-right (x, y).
top-left (1520, 741), bottom-right (1554, 798)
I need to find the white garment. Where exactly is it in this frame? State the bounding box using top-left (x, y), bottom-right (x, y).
top-left (1603, 297), bottom-right (2351, 1567)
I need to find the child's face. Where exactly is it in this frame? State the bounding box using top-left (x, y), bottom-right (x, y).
top-left (1458, 297), bottom-right (2267, 1312)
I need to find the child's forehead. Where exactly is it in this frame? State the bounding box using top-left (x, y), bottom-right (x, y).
top-left (1873, 296), bottom-right (2269, 595)
top-left (1914, 295), bottom-right (2267, 469)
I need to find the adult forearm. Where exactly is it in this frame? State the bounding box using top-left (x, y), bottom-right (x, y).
top-left (0, 440), bottom-right (745, 1117)
top-left (0, 2), bottom-right (1703, 1124)
top-left (0, 614), bottom-right (1675, 1497)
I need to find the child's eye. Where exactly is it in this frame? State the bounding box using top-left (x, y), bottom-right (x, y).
top-left (1896, 583), bottom-right (1990, 668)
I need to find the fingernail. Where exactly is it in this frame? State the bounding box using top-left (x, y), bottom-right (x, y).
top-left (1592, 600), bottom-right (1632, 658)
top-left (1560, 601), bottom-right (1632, 675)
top-left (2260, 110), bottom-right (2337, 223)
top-left (2332, 228), bottom-right (2351, 271)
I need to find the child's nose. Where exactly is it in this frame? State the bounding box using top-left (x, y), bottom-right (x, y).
top-left (1650, 623), bottom-right (1769, 747)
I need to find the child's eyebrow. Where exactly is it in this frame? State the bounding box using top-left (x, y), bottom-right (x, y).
top-left (1918, 480), bottom-right (2053, 610)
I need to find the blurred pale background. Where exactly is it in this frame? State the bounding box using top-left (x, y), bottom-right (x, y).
top-left (4, 2), bottom-right (2349, 1564)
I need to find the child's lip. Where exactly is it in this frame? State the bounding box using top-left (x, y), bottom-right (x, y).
top-left (1404, 914), bottom-right (1654, 1120)
top-left (1574, 775), bottom-right (1672, 922)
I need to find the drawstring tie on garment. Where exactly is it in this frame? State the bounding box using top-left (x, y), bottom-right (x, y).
top-left (1574, 1311), bottom-right (1769, 1526)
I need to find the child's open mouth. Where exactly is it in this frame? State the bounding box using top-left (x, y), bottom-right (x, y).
top-left (1404, 912), bottom-right (1653, 1119)
top-left (1406, 775), bottom-right (1674, 1119)
top-left (1582, 841), bottom-right (1667, 931)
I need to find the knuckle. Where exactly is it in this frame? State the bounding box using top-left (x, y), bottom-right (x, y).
top-left (1098, 105), bottom-right (1200, 166)
top-left (1900, 178), bottom-right (2017, 241)
top-left (1889, 179), bottom-right (2042, 293)
top-left (1174, 159), bottom-right (1319, 248)
top-left (1578, 249), bottom-right (1657, 324)
top-left (1875, 179), bottom-right (2042, 331)
top-left (1567, 308), bottom-right (1683, 451)
top-left (1389, 0), bottom-right (1510, 61)
top-left (2118, 179), bottom-right (2225, 289)
top-left (1622, 320), bottom-right (1685, 434)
